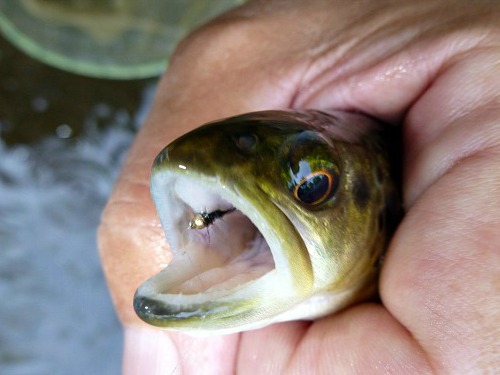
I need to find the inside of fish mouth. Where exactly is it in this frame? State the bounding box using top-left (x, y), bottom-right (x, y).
top-left (163, 185), bottom-right (276, 295)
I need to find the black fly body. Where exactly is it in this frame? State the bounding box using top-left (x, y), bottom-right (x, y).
top-left (188, 207), bottom-right (236, 230)
top-left (188, 207), bottom-right (236, 244)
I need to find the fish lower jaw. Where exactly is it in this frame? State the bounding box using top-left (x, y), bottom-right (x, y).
top-left (142, 235), bottom-right (276, 297)
top-left (138, 171), bottom-right (286, 329)
top-left (162, 204), bottom-right (276, 296)
top-left (133, 270), bottom-right (297, 333)
top-left (135, 268), bottom-right (280, 306)
top-left (270, 288), bottom-right (365, 323)
top-left (133, 215), bottom-right (279, 319)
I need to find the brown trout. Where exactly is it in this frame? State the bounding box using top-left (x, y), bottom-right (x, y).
top-left (134, 110), bottom-right (399, 334)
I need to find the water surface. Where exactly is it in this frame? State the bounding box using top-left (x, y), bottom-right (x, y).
top-left (0, 34), bottom-right (156, 375)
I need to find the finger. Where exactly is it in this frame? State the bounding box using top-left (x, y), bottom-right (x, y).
top-left (295, 1), bottom-right (498, 125)
top-left (122, 326), bottom-right (239, 375)
top-left (237, 305), bottom-right (432, 374)
top-left (380, 48), bottom-right (500, 373)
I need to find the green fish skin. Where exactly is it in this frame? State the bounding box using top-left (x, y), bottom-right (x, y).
top-left (134, 110), bottom-right (400, 334)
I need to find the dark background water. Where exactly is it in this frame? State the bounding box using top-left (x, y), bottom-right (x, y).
top-left (0, 34), bottom-right (158, 374)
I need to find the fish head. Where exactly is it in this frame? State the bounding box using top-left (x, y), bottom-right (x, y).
top-left (134, 110), bottom-right (398, 334)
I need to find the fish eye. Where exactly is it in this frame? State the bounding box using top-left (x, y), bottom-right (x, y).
top-left (234, 133), bottom-right (258, 153)
top-left (293, 171), bottom-right (335, 205)
top-left (282, 130), bottom-right (341, 206)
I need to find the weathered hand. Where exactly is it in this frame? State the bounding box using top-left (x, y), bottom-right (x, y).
top-left (98, 1), bottom-right (500, 373)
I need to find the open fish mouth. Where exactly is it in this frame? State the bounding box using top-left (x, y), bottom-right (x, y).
top-left (133, 110), bottom-right (397, 333)
top-left (133, 171), bottom-right (279, 325)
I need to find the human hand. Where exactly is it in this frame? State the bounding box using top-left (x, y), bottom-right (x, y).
top-left (98, 1), bottom-right (500, 373)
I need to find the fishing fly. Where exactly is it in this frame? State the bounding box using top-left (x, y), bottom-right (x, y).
top-left (188, 207), bottom-right (236, 230)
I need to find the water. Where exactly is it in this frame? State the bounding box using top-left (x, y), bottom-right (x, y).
top-left (0, 35), bottom-right (157, 374)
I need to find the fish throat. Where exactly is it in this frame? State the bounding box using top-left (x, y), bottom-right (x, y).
top-left (150, 174), bottom-right (276, 297)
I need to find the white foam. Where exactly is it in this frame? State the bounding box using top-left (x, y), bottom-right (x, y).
top-left (0, 88), bottom-right (158, 374)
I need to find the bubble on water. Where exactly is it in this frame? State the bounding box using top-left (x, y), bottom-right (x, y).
top-left (56, 124), bottom-right (73, 139)
top-left (12, 145), bottom-right (30, 161)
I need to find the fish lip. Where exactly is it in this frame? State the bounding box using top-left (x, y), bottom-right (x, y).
top-left (134, 166), bottom-right (305, 329)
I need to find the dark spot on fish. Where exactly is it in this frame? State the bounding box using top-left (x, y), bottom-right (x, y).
top-left (378, 209), bottom-right (385, 234)
top-left (233, 133), bottom-right (258, 154)
top-left (375, 254), bottom-right (385, 269)
top-left (353, 175), bottom-right (370, 209)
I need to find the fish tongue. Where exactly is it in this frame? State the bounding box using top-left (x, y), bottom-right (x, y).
top-left (174, 227), bottom-right (276, 294)
top-left (176, 260), bottom-right (274, 294)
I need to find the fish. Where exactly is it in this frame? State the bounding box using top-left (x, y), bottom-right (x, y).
top-left (133, 110), bottom-right (400, 334)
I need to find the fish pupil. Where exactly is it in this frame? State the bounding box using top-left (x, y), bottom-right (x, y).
top-left (295, 172), bottom-right (333, 205)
